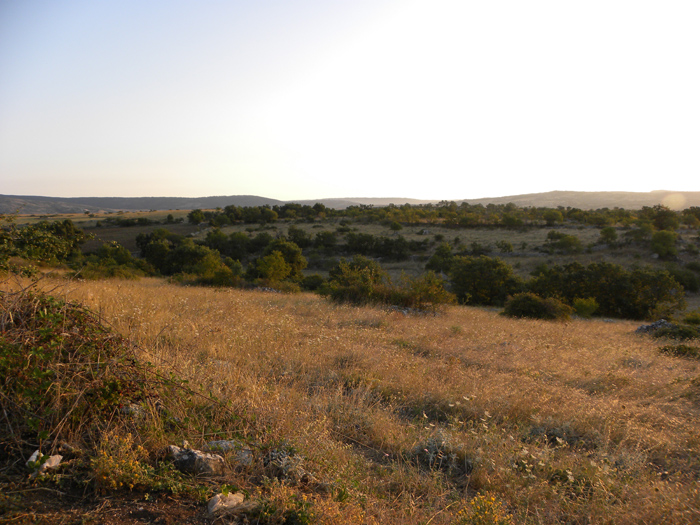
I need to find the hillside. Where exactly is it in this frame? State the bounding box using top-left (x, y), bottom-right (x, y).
top-left (2, 276), bottom-right (699, 523)
top-left (3, 190), bottom-right (700, 215)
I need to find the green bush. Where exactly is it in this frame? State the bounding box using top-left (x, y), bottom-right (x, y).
top-left (528, 262), bottom-right (685, 320)
top-left (301, 273), bottom-right (325, 291)
top-left (659, 344), bottom-right (700, 359)
top-left (573, 297), bottom-right (598, 318)
top-left (652, 325), bottom-right (699, 341)
top-left (651, 230), bottom-right (678, 259)
top-left (323, 257), bottom-right (454, 310)
top-left (449, 255), bottom-right (522, 306)
top-left (683, 311), bottom-right (700, 326)
top-left (502, 293), bottom-right (573, 321)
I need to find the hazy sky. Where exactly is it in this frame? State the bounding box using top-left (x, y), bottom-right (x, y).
top-left (1, 1), bottom-right (699, 201)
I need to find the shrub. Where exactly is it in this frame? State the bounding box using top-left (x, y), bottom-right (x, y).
top-left (651, 230), bottom-right (678, 259)
top-left (544, 231), bottom-right (583, 254)
top-left (573, 297), bottom-right (598, 318)
top-left (665, 266), bottom-right (700, 292)
top-left (323, 257), bottom-right (454, 310)
top-left (652, 325), bottom-right (699, 341)
top-left (502, 293), bottom-right (572, 321)
top-left (683, 311), bottom-right (700, 326)
top-left (301, 273), bottom-right (325, 291)
top-left (659, 344), bottom-right (700, 359)
top-left (528, 262), bottom-right (685, 320)
top-left (449, 255), bottom-right (522, 306)
top-left (453, 494), bottom-right (514, 525)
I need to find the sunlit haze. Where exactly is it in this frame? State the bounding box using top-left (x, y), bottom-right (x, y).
top-left (1, 1), bottom-right (699, 201)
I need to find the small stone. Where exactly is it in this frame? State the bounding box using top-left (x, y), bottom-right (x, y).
top-left (167, 445), bottom-right (225, 475)
top-left (27, 450), bottom-right (63, 477)
top-left (204, 440), bottom-right (254, 467)
top-left (207, 492), bottom-right (257, 518)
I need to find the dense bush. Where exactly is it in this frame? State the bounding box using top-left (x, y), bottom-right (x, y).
top-left (652, 324), bottom-right (699, 341)
top-left (529, 262), bottom-right (685, 320)
top-left (1, 218), bottom-right (88, 264)
top-left (322, 256), bottom-right (454, 310)
top-left (543, 231), bottom-right (583, 254)
top-left (659, 344), bottom-right (700, 359)
top-left (449, 255), bottom-right (523, 306)
top-left (502, 293), bottom-right (573, 321)
top-left (651, 230), bottom-right (678, 259)
top-left (665, 265), bottom-right (700, 293)
top-left (573, 297), bottom-right (599, 318)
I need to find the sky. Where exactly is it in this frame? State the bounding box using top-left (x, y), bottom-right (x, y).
top-left (1, 0), bottom-right (699, 201)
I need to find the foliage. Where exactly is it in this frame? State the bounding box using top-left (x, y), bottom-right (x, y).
top-left (0, 291), bottom-right (166, 451)
top-left (652, 324), bottom-right (699, 341)
top-left (322, 256), bottom-right (389, 305)
top-left (187, 209), bottom-right (206, 225)
top-left (641, 204), bottom-right (680, 231)
top-left (572, 297), bottom-right (598, 318)
top-left (77, 241), bottom-right (154, 280)
top-left (255, 239), bottom-right (307, 281)
top-left (599, 226), bottom-right (618, 245)
top-left (502, 293), bottom-right (572, 321)
top-left (651, 230), bottom-right (678, 259)
top-left (425, 242), bottom-right (454, 274)
top-left (683, 311), bottom-right (700, 326)
top-left (449, 255), bottom-right (523, 306)
top-left (543, 231), bottom-right (583, 254)
top-left (323, 256), bottom-right (453, 310)
top-left (1, 217), bottom-right (89, 265)
top-left (247, 250), bottom-right (292, 283)
top-left (529, 262), bottom-right (685, 320)
top-left (659, 344), bottom-right (700, 359)
top-left (453, 494), bottom-right (514, 525)
top-left (665, 265), bottom-right (700, 293)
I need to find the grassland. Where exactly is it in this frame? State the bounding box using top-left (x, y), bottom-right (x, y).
top-left (3, 274), bottom-right (699, 523)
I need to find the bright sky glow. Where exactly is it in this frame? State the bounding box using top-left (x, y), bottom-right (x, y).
top-left (1, 0), bottom-right (699, 200)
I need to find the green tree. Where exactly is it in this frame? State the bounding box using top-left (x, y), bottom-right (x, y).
top-left (449, 255), bottom-right (522, 305)
top-left (651, 230), bottom-right (678, 259)
top-left (599, 227), bottom-right (618, 245)
top-left (261, 239), bottom-right (307, 280)
top-left (248, 250), bottom-right (291, 282)
top-left (187, 209), bottom-right (206, 225)
top-left (543, 210), bottom-right (564, 226)
top-left (425, 242), bottom-right (454, 274)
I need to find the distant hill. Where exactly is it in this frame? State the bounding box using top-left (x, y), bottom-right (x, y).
top-left (459, 190), bottom-right (700, 210)
top-left (0, 195), bottom-right (284, 215)
top-left (1, 190), bottom-right (698, 215)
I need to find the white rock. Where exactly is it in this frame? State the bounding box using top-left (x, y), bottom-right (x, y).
top-left (204, 440), bottom-right (254, 466)
top-left (26, 450), bottom-right (63, 476)
top-left (207, 492), bottom-right (258, 518)
top-left (167, 445), bottom-right (225, 475)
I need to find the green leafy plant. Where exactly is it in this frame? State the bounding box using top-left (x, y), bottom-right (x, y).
top-left (502, 293), bottom-right (572, 321)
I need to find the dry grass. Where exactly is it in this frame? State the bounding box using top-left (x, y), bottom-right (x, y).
top-left (4, 275), bottom-right (693, 524)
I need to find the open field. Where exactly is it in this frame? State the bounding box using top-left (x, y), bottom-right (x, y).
top-left (3, 275), bottom-right (699, 523)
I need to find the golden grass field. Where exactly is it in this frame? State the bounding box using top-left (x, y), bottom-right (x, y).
top-left (15, 274), bottom-right (697, 524)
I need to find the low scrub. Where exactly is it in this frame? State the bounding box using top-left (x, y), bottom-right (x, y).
top-left (652, 324), bottom-right (700, 341)
top-left (322, 256), bottom-right (455, 311)
top-left (502, 293), bottom-right (573, 321)
top-left (659, 344), bottom-right (700, 359)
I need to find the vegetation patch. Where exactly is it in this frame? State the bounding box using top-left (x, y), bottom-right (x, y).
top-left (502, 293), bottom-right (573, 321)
top-left (659, 344), bottom-right (700, 359)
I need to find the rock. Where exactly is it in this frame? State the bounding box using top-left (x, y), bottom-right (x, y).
top-left (204, 440), bottom-right (254, 466)
top-left (264, 449), bottom-right (311, 483)
top-left (27, 450), bottom-right (63, 477)
top-left (120, 403), bottom-right (145, 419)
top-left (635, 319), bottom-right (676, 334)
top-left (207, 492), bottom-right (257, 518)
top-left (167, 445), bottom-right (225, 476)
